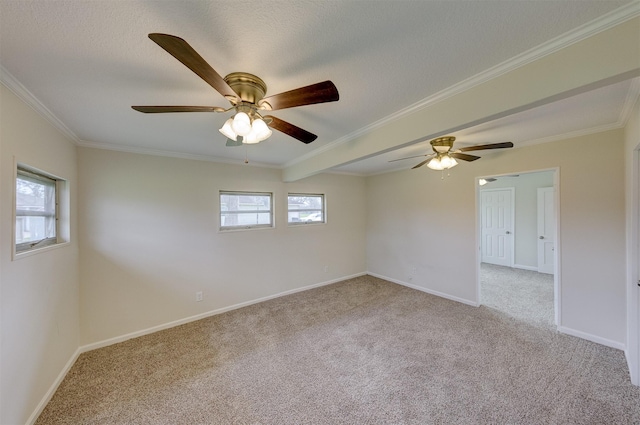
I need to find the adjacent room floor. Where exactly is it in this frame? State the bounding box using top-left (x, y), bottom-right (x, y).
top-left (480, 263), bottom-right (555, 329)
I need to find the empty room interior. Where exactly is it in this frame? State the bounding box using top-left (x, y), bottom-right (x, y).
top-left (2, 1), bottom-right (640, 424)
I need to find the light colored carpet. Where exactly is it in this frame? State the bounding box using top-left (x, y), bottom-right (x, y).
top-left (480, 263), bottom-right (555, 329)
top-left (36, 274), bottom-right (639, 424)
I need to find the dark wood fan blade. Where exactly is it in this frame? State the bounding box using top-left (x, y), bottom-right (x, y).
top-left (148, 33), bottom-right (237, 100)
top-left (412, 156), bottom-right (435, 169)
top-left (259, 81), bottom-right (339, 111)
top-left (450, 152), bottom-right (481, 162)
top-left (132, 106), bottom-right (226, 113)
top-left (457, 142), bottom-right (514, 152)
top-left (388, 153), bottom-right (429, 163)
top-left (264, 115), bottom-right (317, 144)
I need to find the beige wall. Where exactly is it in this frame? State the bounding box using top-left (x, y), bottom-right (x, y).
top-left (0, 84), bottom-right (79, 424)
top-left (78, 147), bottom-right (367, 345)
top-left (367, 129), bottom-right (626, 345)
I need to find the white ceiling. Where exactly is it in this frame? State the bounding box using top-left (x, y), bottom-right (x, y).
top-left (0, 1), bottom-right (637, 175)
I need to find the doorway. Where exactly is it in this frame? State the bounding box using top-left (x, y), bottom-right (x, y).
top-left (477, 169), bottom-right (559, 328)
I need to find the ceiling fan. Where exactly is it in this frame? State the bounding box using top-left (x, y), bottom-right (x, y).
top-left (389, 136), bottom-right (514, 170)
top-left (132, 33), bottom-right (339, 146)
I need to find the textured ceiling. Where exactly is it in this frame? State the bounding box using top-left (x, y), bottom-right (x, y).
top-left (0, 0), bottom-right (637, 174)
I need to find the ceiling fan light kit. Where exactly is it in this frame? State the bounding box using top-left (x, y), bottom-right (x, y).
top-left (219, 74), bottom-right (272, 144)
top-left (427, 154), bottom-right (458, 170)
top-left (132, 34), bottom-right (339, 147)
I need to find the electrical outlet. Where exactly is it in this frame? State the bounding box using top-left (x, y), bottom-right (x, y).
top-left (324, 265), bottom-right (329, 273)
top-left (196, 291), bottom-right (203, 302)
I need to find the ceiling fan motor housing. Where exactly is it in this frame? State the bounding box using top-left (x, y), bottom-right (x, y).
top-left (431, 136), bottom-right (455, 153)
top-left (224, 72), bottom-right (267, 104)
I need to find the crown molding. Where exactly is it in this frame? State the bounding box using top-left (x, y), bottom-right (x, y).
top-left (0, 65), bottom-right (80, 144)
top-left (284, 2), bottom-right (640, 169)
top-left (511, 122), bottom-right (626, 151)
top-left (76, 140), bottom-right (281, 169)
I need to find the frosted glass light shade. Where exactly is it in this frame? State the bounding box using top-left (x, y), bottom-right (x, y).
top-left (252, 118), bottom-right (272, 141)
top-left (440, 155), bottom-right (457, 169)
top-left (232, 112), bottom-right (251, 136)
top-left (243, 128), bottom-right (260, 144)
top-left (426, 157), bottom-right (444, 170)
top-left (219, 118), bottom-right (237, 140)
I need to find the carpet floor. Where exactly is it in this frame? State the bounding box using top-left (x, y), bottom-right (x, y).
top-left (36, 274), bottom-right (639, 424)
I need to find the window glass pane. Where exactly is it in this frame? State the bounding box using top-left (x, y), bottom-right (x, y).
top-left (16, 170), bottom-right (56, 245)
top-left (288, 194), bottom-right (324, 224)
top-left (220, 191), bottom-right (273, 229)
top-left (221, 212), bottom-right (272, 227)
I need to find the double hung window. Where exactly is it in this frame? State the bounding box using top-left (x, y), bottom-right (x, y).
top-left (287, 193), bottom-right (325, 225)
top-left (220, 191), bottom-right (273, 230)
top-left (15, 167), bottom-right (58, 253)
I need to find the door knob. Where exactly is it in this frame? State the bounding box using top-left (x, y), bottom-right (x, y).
top-left (506, 231), bottom-right (511, 234)
top-left (539, 236), bottom-right (544, 239)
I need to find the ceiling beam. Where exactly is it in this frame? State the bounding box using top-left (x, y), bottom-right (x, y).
top-left (283, 16), bottom-right (640, 182)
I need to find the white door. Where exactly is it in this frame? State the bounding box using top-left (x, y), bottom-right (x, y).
top-left (537, 187), bottom-right (555, 274)
top-left (481, 188), bottom-right (513, 267)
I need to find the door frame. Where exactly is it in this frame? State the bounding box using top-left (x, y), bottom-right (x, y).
top-left (627, 147), bottom-right (640, 386)
top-left (479, 187), bottom-right (515, 268)
top-left (475, 167), bottom-right (561, 327)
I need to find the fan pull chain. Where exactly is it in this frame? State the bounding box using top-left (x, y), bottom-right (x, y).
top-left (244, 145), bottom-right (249, 164)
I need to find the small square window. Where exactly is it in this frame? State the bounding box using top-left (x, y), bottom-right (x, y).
top-left (220, 191), bottom-right (273, 230)
top-left (288, 193), bottom-right (325, 225)
top-left (15, 167), bottom-right (60, 253)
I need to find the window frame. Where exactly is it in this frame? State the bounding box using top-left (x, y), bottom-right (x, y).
top-left (14, 165), bottom-right (62, 255)
top-left (287, 193), bottom-right (326, 226)
top-left (219, 190), bottom-right (274, 231)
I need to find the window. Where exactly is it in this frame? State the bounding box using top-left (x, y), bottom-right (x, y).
top-left (288, 193), bottom-right (325, 225)
top-left (220, 191), bottom-right (273, 230)
top-left (15, 167), bottom-right (59, 253)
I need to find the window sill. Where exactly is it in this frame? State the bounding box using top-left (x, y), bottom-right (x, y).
top-left (13, 241), bottom-right (71, 261)
top-left (288, 221), bottom-right (326, 227)
top-left (218, 226), bottom-right (275, 233)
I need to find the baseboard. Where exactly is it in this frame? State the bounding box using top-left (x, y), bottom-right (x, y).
top-left (80, 272), bottom-right (367, 353)
top-left (625, 349), bottom-right (639, 386)
top-left (558, 326), bottom-right (626, 351)
top-left (513, 264), bottom-right (538, 272)
top-left (368, 272), bottom-right (479, 307)
top-left (26, 347), bottom-right (82, 425)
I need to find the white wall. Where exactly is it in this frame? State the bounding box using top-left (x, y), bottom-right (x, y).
top-left (367, 129), bottom-right (626, 345)
top-left (624, 98), bottom-right (640, 384)
top-left (0, 84), bottom-right (79, 424)
top-left (480, 172), bottom-right (554, 269)
top-left (78, 148), bottom-right (367, 345)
